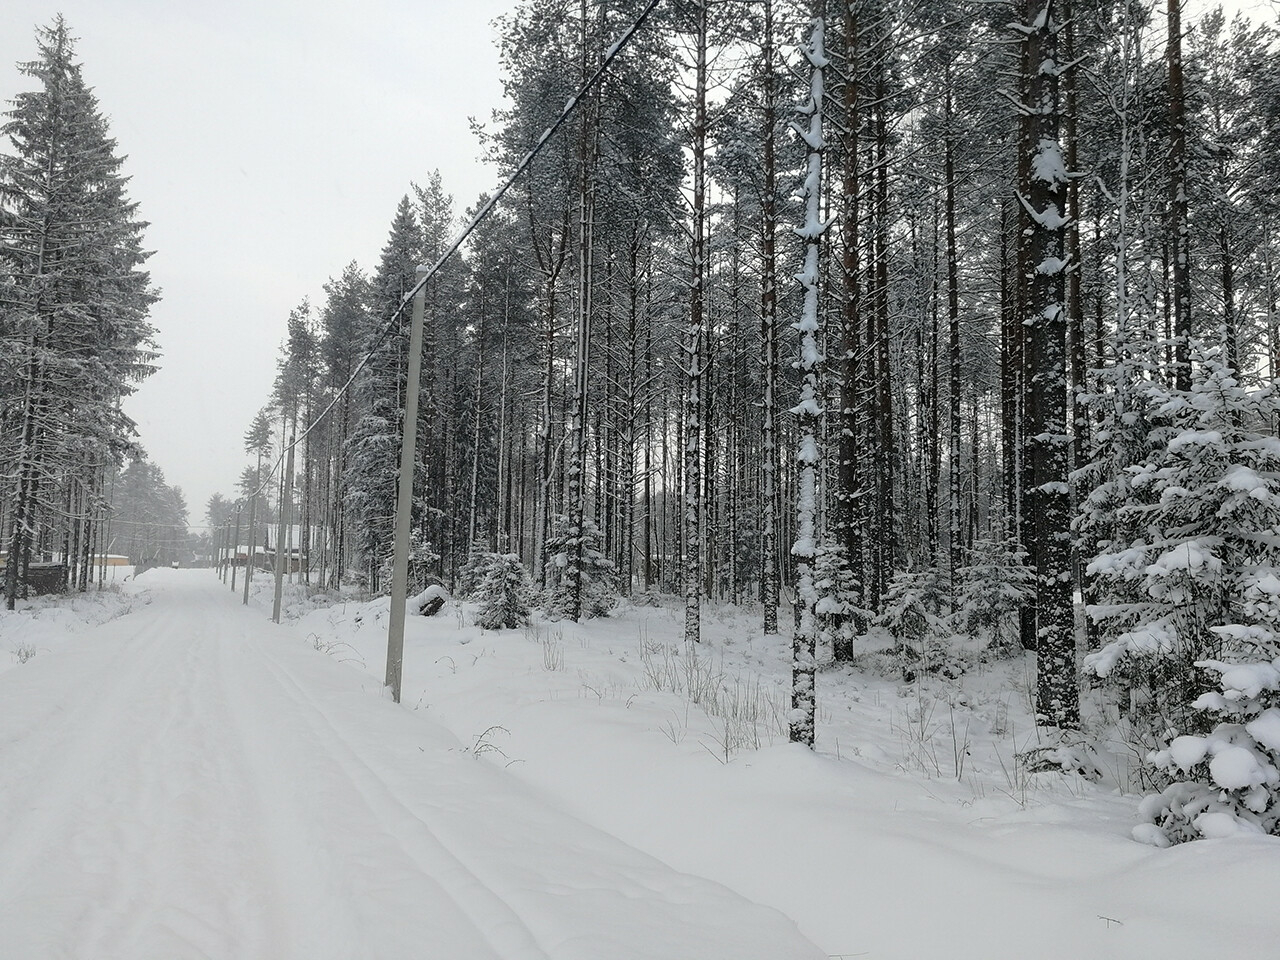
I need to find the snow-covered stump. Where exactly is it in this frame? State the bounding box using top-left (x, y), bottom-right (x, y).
top-left (789, 17), bottom-right (831, 749)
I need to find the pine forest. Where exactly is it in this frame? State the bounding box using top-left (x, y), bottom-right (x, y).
top-left (6, 0), bottom-right (1280, 852)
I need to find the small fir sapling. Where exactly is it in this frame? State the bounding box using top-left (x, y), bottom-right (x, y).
top-left (874, 567), bottom-right (955, 678)
top-left (456, 543), bottom-right (494, 600)
top-left (471, 553), bottom-right (535, 630)
top-left (378, 529), bottom-right (439, 596)
top-left (954, 540), bottom-right (1036, 652)
top-left (814, 541), bottom-right (862, 660)
top-left (544, 515), bottom-right (617, 620)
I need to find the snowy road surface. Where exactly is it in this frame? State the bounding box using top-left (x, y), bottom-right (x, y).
top-left (0, 571), bottom-right (823, 960)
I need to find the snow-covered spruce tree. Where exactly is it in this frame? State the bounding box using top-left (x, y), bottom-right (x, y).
top-left (318, 262), bottom-right (372, 587)
top-left (1, 17), bottom-right (157, 608)
top-left (377, 528), bottom-right (438, 597)
top-left (789, 15), bottom-right (830, 749)
top-left (344, 197), bottom-right (423, 589)
top-left (1137, 655), bottom-right (1280, 844)
top-left (954, 539), bottom-right (1036, 652)
top-left (874, 567), bottom-right (954, 677)
top-left (471, 553), bottom-right (535, 630)
top-left (1083, 341), bottom-right (1280, 843)
top-left (544, 515), bottom-right (616, 620)
top-left (455, 546), bottom-right (488, 601)
top-left (813, 540), bottom-right (860, 663)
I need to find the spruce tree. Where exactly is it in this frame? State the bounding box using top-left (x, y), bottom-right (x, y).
top-left (1084, 341), bottom-right (1280, 842)
top-left (345, 197), bottom-right (424, 589)
top-left (1, 17), bottom-right (157, 607)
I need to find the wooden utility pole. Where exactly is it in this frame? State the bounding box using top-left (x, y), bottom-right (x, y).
top-left (242, 458), bottom-right (260, 607)
top-left (230, 505), bottom-right (241, 591)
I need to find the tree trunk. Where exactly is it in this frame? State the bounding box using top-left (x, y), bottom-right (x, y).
top-left (790, 15), bottom-right (829, 749)
top-left (1019, 0), bottom-right (1079, 730)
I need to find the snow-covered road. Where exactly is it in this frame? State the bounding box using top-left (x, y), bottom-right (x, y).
top-left (0, 571), bottom-right (822, 960)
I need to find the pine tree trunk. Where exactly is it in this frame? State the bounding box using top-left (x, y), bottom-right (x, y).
top-left (681, 0), bottom-right (709, 644)
top-left (1168, 0), bottom-right (1192, 392)
top-left (945, 80), bottom-right (962, 591)
top-left (1019, 0), bottom-right (1079, 729)
top-left (791, 15), bottom-right (829, 749)
top-left (832, 0), bottom-right (862, 657)
top-left (760, 0), bottom-right (781, 635)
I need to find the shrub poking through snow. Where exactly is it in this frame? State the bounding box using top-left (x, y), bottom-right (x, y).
top-left (470, 554), bottom-right (534, 630)
top-left (1135, 656), bottom-right (1280, 844)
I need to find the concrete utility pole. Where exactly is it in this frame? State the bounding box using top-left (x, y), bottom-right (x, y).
top-left (272, 435), bottom-right (296, 624)
top-left (218, 521), bottom-right (228, 582)
top-left (242, 491), bottom-right (257, 606)
top-left (385, 266), bottom-right (429, 703)
top-left (230, 505), bottom-right (241, 591)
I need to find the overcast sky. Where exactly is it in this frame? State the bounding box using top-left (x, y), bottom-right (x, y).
top-left (4, 1), bottom-right (1274, 531)
top-left (1, 0), bottom-right (512, 527)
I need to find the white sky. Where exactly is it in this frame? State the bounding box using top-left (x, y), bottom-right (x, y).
top-left (1, 0), bottom-right (512, 526)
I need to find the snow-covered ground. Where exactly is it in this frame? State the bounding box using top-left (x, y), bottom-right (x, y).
top-left (0, 570), bottom-right (821, 959)
top-left (2, 570), bottom-right (1277, 959)
top-left (293, 582), bottom-right (1280, 960)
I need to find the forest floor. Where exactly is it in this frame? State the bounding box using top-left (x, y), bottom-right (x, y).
top-left (2, 569), bottom-right (1277, 959)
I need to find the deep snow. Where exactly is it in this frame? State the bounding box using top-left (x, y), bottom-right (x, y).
top-left (3, 569), bottom-right (1278, 959)
top-left (290, 581), bottom-right (1280, 960)
top-left (0, 570), bottom-right (821, 959)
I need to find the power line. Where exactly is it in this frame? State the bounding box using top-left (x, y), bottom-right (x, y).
top-left (232, 0), bottom-right (666, 517)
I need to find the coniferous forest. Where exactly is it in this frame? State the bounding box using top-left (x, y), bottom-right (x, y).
top-left (0, 18), bottom-right (166, 607)
top-left (6, 2), bottom-right (1280, 845)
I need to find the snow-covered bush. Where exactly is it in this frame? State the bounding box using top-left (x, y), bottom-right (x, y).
top-left (1080, 341), bottom-right (1280, 842)
top-left (1135, 656), bottom-right (1280, 844)
top-left (544, 515), bottom-right (616, 620)
top-left (470, 553), bottom-right (534, 630)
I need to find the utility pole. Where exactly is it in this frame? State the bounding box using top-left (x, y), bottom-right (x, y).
top-left (230, 505), bottom-right (241, 591)
top-left (386, 266), bottom-right (429, 703)
top-left (242, 490), bottom-right (257, 606)
top-left (272, 435), bottom-right (296, 623)
top-left (218, 521), bottom-right (228, 582)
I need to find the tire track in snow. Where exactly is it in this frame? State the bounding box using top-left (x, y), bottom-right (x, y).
top-left (0, 613), bottom-right (180, 930)
top-left (235, 635), bottom-right (551, 960)
top-left (76, 607), bottom-right (288, 959)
